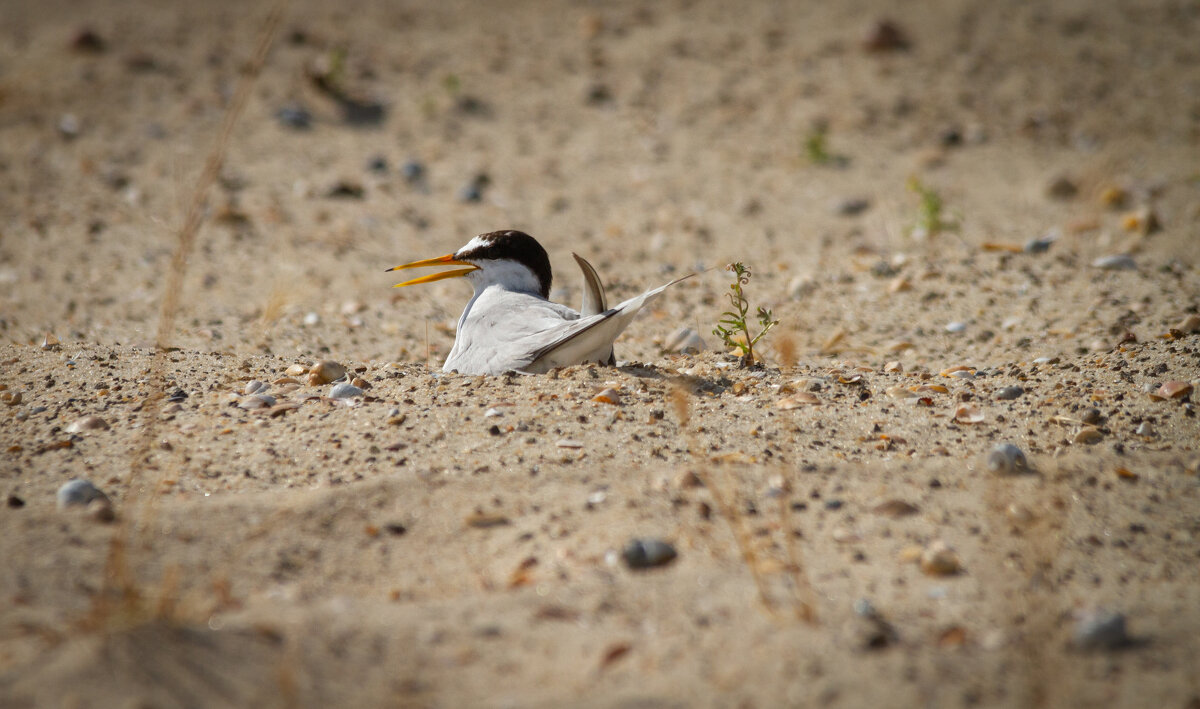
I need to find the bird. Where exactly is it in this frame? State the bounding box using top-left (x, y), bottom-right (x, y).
top-left (387, 229), bottom-right (690, 375)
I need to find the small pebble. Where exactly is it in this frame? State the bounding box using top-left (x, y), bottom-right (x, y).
top-left (919, 540), bottom-right (962, 576)
top-left (244, 380), bottom-right (267, 395)
top-left (58, 114), bottom-right (81, 138)
top-left (330, 382), bottom-right (364, 399)
top-left (458, 173), bottom-right (490, 203)
top-left (1005, 504), bottom-right (1034, 525)
top-left (621, 538), bottom-right (677, 570)
top-left (325, 180), bottom-right (364, 199)
top-left (987, 443), bottom-right (1028, 474)
top-left (662, 327), bottom-right (706, 354)
top-left (56, 479), bottom-right (107, 510)
top-left (484, 408), bottom-right (503, 418)
top-left (366, 155), bottom-right (388, 173)
top-left (1072, 610), bottom-right (1130, 651)
top-left (458, 183), bottom-right (483, 203)
top-left (555, 439), bottom-right (584, 449)
top-left (1135, 422), bottom-right (1155, 437)
top-left (400, 160), bottom-right (425, 183)
top-left (309, 360), bottom-right (346, 384)
top-left (1045, 175), bottom-right (1078, 200)
top-left (303, 312), bottom-right (320, 326)
top-left (847, 598), bottom-right (898, 651)
top-left (70, 28), bottom-right (106, 53)
top-left (787, 274), bottom-right (818, 300)
top-left (1092, 254), bottom-right (1137, 271)
top-left (832, 197), bottom-right (871, 216)
top-left (285, 364), bottom-right (308, 377)
top-left (995, 385), bottom-right (1024, 400)
top-left (1080, 407), bottom-right (1102, 425)
top-left (1156, 380), bottom-right (1193, 399)
top-left (945, 322), bottom-right (967, 333)
top-left (1074, 427), bottom-right (1103, 445)
top-left (276, 103), bottom-right (313, 130)
top-left (1024, 234), bottom-right (1056, 254)
top-left (1175, 314), bottom-right (1200, 334)
top-left (238, 394), bottom-right (276, 410)
top-left (65, 415), bottom-right (109, 433)
top-left (872, 499), bottom-right (919, 518)
top-left (862, 19), bottom-right (910, 52)
top-left (592, 388), bottom-right (620, 405)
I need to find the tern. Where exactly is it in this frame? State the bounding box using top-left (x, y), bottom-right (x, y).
top-left (388, 230), bottom-right (689, 375)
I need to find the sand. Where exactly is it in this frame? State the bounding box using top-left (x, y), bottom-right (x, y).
top-left (2, 0), bottom-right (1199, 706)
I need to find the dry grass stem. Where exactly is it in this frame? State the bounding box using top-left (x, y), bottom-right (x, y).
top-left (91, 0), bottom-right (287, 628)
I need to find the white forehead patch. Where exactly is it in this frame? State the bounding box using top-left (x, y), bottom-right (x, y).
top-left (458, 235), bottom-right (491, 255)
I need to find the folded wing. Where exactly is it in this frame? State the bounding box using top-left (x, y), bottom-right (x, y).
top-left (523, 274), bottom-right (693, 373)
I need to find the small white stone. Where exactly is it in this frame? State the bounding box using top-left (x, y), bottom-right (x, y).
top-left (329, 382), bottom-right (364, 399)
top-left (57, 479), bottom-right (107, 510)
top-left (65, 415), bottom-right (109, 433)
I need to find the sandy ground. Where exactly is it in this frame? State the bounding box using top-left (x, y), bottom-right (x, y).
top-left (2, 0), bottom-right (1200, 706)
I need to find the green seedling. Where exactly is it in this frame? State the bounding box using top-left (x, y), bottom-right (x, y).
top-left (805, 127), bottom-right (832, 165)
top-left (713, 262), bottom-right (778, 367)
top-left (803, 123), bottom-right (848, 167)
top-left (907, 177), bottom-right (958, 239)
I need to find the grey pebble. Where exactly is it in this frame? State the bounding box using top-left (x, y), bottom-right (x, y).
top-left (400, 160), bottom-right (425, 183)
top-left (848, 598), bottom-right (898, 651)
top-left (945, 321), bottom-right (967, 333)
top-left (1093, 254), bottom-right (1137, 271)
top-left (458, 183), bottom-right (483, 203)
top-left (987, 443), bottom-right (1028, 474)
top-left (1024, 233), bottom-right (1057, 254)
top-left (366, 155), bottom-right (388, 174)
top-left (1072, 610), bottom-right (1130, 651)
top-left (275, 103), bottom-right (313, 130)
top-left (621, 538), bottom-right (677, 570)
top-left (1135, 421), bottom-right (1155, 437)
top-left (832, 197), bottom-right (871, 216)
top-left (238, 393), bottom-right (276, 410)
top-left (330, 382), bottom-right (365, 399)
top-left (57, 479), bottom-right (108, 510)
top-left (1081, 407), bottom-right (1102, 425)
top-left (995, 385), bottom-right (1024, 400)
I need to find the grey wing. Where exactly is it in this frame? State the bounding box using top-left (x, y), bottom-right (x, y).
top-left (523, 273), bottom-right (694, 372)
top-left (572, 252), bottom-right (608, 316)
top-left (446, 292), bottom-right (582, 375)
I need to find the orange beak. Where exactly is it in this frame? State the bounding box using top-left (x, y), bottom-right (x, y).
top-left (387, 253), bottom-right (480, 287)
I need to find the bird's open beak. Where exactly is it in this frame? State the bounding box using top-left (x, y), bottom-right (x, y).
top-left (387, 253), bottom-right (480, 287)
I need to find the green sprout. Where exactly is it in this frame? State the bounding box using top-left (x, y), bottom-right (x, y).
top-left (713, 263), bottom-right (779, 367)
top-left (805, 127), bottom-right (832, 165)
top-left (907, 177), bottom-right (958, 239)
top-left (802, 121), bottom-right (848, 167)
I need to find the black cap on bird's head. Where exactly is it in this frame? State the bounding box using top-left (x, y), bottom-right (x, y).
top-left (388, 229), bottom-right (553, 299)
